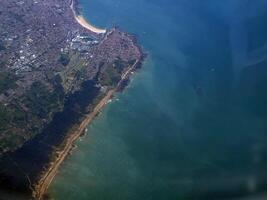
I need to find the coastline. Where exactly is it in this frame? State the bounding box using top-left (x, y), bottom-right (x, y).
top-left (32, 59), bottom-right (141, 199)
top-left (70, 0), bottom-right (106, 34)
top-left (0, 0), bottom-right (145, 199)
top-left (31, 1), bottom-right (145, 199)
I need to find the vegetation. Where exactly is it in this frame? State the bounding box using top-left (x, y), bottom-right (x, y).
top-left (99, 64), bottom-right (121, 86)
top-left (99, 59), bottom-right (129, 86)
top-left (0, 72), bottom-right (17, 93)
top-left (0, 103), bottom-right (26, 132)
top-left (0, 41), bottom-right (6, 51)
top-left (11, 12), bottom-right (24, 23)
top-left (128, 59), bottom-right (136, 66)
top-left (23, 81), bottom-right (63, 118)
top-left (0, 61), bottom-right (6, 69)
top-left (0, 103), bottom-right (11, 131)
top-left (0, 130), bottom-right (25, 153)
top-left (59, 53), bottom-right (70, 66)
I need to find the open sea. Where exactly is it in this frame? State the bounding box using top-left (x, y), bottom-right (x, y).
top-left (49, 0), bottom-right (267, 199)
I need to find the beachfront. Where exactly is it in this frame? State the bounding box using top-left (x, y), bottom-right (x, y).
top-left (70, 0), bottom-right (106, 34)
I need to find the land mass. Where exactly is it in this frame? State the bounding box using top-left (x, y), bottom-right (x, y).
top-left (0, 0), bottom-right (144, 199)
top-left (33, 59), bottom-right (139, 199)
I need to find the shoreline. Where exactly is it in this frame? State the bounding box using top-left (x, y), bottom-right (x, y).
top-left (70, 0), bottom-right (106, 34)
top-left (32, 59), bottom-right (140, 199)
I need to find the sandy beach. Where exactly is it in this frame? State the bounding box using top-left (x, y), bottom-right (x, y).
top-left (31, 2), bottom-right (140, 199)
top-left (32, 59), bottom-right (139, 199)
top-left (70, 0), bottom-right (106, 34)
top-left (75, 15), bottom-right (107, 34)
top-left (32, 90), bottom-right (115, 199)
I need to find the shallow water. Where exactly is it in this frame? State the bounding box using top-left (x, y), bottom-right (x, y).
top-left (49, 0), bottom-right (267, 199)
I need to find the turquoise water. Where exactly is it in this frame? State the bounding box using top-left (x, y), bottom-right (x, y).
top-left (49, 0), bottom-right (267, 199)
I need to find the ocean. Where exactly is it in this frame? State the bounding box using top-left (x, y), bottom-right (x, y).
top-left (49, 0), bottom-right (267, 199)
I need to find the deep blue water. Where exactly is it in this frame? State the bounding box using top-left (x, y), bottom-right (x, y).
top-left (49, 0), bottom-right (267, 199)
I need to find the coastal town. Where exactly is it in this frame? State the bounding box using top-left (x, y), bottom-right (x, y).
top-left (0, 0), bottom-right (142, 152)
top-left (0, 0), bottom-right (143, 199)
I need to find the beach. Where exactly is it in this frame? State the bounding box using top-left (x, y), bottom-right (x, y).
top-left (70, 0), bottom-right (106, 34)
top-left (31, 2), bottom-right (142, 198)
top-left (74, 15), bottom-right (107, 34)
top-left (33, 90), bottom-right (115, 199)
top-left (32, 59), bottom-right (140, 199)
